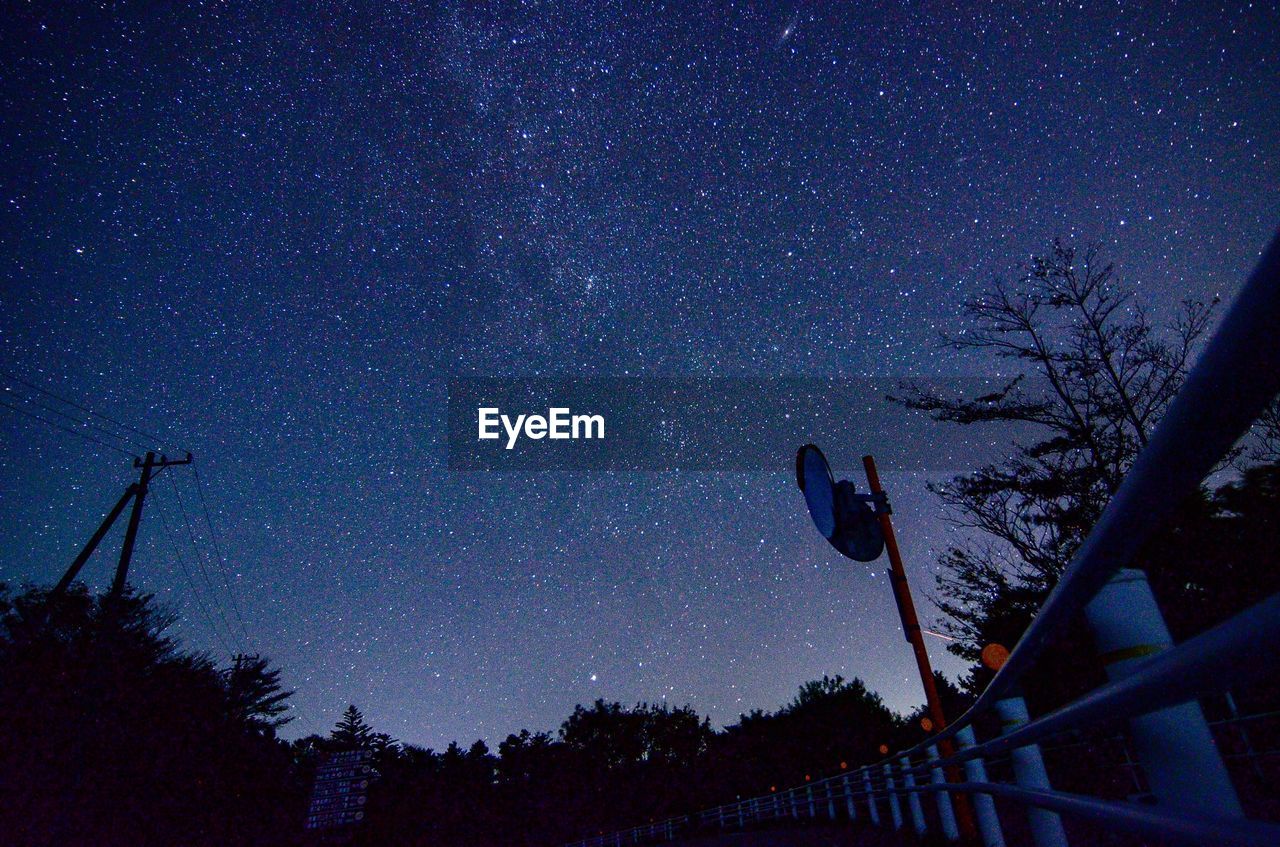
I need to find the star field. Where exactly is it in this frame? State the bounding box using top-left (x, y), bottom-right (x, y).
top-left (1, 1), bottom-right (1278, 748)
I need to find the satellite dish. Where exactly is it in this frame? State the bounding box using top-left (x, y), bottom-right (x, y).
top-left (796, 444), bottom-right (836, 537)
top-left (796, 444), bottom-right (885, 562)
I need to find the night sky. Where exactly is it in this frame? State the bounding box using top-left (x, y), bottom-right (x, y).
top-left (2, 2), bottom-right (1278, 750)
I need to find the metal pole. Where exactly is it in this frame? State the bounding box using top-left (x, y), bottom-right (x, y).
top-left (1225, 692), bottom-right (1265, 781)
top-left (956, 725), bottom-right (1005, 847)
top-left (995, 694), bottom-right (1069, 847)
top-left (863, 455), bottom-right (949, 727)
top-left (843, 774), bottom-right (857, 820)
top-left (862, 454), bottom-right (977, 838)
top-left (928, 744), bottom-right (960, 842)
top-left (884, 762), bottom-right (903, 830)
top-left (1083, 568), bottom-right (1243, 817)
top-left (901, 755), bottom-right (927, 836)
top-left (863, 768), bottom-right (880, 825)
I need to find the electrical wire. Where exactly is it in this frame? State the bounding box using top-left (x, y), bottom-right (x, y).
top-left (165, 471), bottom-right (244, 656)
top-left (189, 464), bottom-right (251, 643)
top-left (0, 396), bottom-right (140, 459)
top-left (149, 489), bottom-right (237, 658)
top-left (0, 369), bottom-right (168, 448)
top-left (0, 371), bottom-right (255, 659)
top-left (1, 387), bottom-right (145, 453)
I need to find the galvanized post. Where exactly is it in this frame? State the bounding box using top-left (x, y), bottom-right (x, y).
top-left (1084, 569), bottom-right (1244, 818)
top-left (863, 768), bottom-right (881, 825)
top-left (807, 784), bottom-right (816, 817)
top-left (928, 744), bottom-right (960, 842)
top-left (900, 755), bottom-right (927, 836)
top-left (826, 780), bottom-right (837, 819)
top-left (995, 694), bottom-right (1069, 847)
top-left (956, 725), bottom-right (1005, 847)
top-left (884, 762), bottom-right (903, 830)
top-left (1225, 692), bottom-right (1264, 780)
top-left (843, 774), bottom-right (857, 820)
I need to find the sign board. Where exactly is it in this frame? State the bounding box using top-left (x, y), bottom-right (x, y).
top-left (306, 749), bottom-right (374, 831)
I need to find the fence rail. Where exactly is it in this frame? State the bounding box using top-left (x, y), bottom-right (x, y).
top-left (565, 228), bottom-right (1280, 847)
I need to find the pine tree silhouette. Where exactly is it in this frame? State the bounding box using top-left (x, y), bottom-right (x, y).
top-left (331, 704), bottom-right (373, 749)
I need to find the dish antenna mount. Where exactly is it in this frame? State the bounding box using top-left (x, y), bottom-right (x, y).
top-left (795, 444), bottom-right (888, 562)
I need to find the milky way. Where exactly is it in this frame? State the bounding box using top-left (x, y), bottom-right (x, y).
top-left (1, 2), bottom-right (1277, 749)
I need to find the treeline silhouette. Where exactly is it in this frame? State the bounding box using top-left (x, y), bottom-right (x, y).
top-left (0, 580), bottom-right (968, 846)
top-left (9, 463), bottom-right (1276, 847)
top-left (293, 673), bottom-right (974, 847)
top-left (4, 469), bottom-right (1279, 845)
top-left (0, 586), bottom-right (307, 846)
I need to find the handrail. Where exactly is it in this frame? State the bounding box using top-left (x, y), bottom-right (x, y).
top-left (893, 589), bottom-right (1280, 778)
top-left (563, 228), bottom-right (1280, 847)
top-left (908, 782), bottom-right (1280, 847)
top-left (907, 225), bottom-right (1280, 761)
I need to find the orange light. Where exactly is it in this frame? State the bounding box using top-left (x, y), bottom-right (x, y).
top-left (805, 774), bottom-right (811, 781)
top-left (770, 786), bottom-right (777, 792)
top-left (878, 743), bottom-right (890, 755)
top-left (981, 642), bottom-right (1011, 671)
top-left (920, 717), bottom-right (934, 732)
top-left (840, 761), bottom-right (848, 770)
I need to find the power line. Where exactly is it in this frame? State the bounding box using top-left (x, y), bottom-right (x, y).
top-left (0, 369), bottom-right (170, 449)
top-left (190, 464), bottom-right (251, 643)
top-left (149, 489), bottom-right (237, 657)
top-left (0, 396), bottom-right (140, 459)
top-left (165, 471), bottom-right (244, 655)
top-left (2, 386), bottom-right (145, 453)
top-left (290, 702), bottom-right (326, 738)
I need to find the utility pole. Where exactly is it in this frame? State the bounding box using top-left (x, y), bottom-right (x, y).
top-left (861, 456), bottom-right (948, 733)
top-left (54, 451), bottom-right (192, 598)
top-left (861, 454), bottom-right (977, 839)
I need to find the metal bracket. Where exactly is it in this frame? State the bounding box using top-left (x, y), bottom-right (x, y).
top-left (855, 491), bottom-right (892, 515)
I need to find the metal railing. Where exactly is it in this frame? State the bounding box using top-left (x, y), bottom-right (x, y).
top-left (565, 227), bottom-right (1280, 847)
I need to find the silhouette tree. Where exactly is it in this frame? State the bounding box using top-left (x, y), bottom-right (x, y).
top-left (1246, 396), bottom-right (1280, 464)
top-left (224, 653), bottom-right (293, 731)
top-left (332, 704), bottom-right (374, 749)
top-left (0, 583), bottom-right (304, 847)
top-left (891, 239), bottom-right (1219, 662)
top-left (709, 675), bottom-right (900, 800)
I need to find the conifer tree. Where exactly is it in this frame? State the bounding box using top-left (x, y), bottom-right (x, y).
top-left (331, 704), bottom-right (373, 749)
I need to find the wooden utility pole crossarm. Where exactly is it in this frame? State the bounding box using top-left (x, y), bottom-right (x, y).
top-left (54, 451), bottom-right (193, 599)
